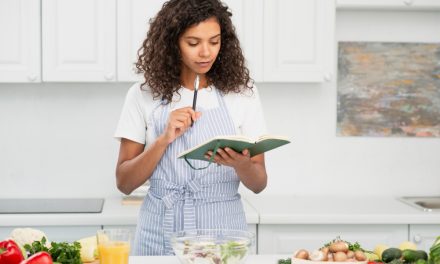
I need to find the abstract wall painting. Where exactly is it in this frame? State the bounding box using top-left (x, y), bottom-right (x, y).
top-left (337, 42), bottom-right (440, 137)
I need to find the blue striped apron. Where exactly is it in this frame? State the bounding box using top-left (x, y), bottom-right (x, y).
top-left (133, 88), bottom-right (247, 256)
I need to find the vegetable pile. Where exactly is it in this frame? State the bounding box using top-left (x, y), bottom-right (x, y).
top-left (279, 237), bottom-right (368, 264)
top-left (1, 227), bottom-right (98, 264)
top-left (278, 236), bottom-right (440, 264)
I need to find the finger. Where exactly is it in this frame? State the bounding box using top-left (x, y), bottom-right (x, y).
top-left (242, 149), bottom-right (250, 157)
top-left (173, 121), bottom-right (185, 130)
top-left (181, 107), bottom-right (196, 119)
top-left (217, 148), bottom-right (232, 162)
top-left (207, 151), bottom-right (222, 164)
top-left (174, 113), bottom-right (192, 128)
top-left (224, 147), bottom-right (239, 159)
top-left (195, 111), bottom-right (202, 120)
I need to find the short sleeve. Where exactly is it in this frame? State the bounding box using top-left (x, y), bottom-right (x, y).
top-left (114, 83), bottom-right (147, 144)
top-left (240, 85), bottom-right (267, 139)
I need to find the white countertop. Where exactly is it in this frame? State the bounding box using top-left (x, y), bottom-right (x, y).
top-left (244, 195), bottom-right (440, 224)
top-left (1, 195), bottom-right (439, 226)
top-left (0, 197), bottom-right (259, 226)
top-left (129, 255), bottom-right (286, 264)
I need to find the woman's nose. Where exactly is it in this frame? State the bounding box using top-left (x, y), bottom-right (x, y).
top-left (199, 43), bottom-right (210, 58)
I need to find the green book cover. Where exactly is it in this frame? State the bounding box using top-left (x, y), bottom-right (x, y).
top-left (177, 135), bottom-right (290, 161)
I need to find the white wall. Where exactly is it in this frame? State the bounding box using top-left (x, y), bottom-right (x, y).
top-left (1, 10), bottom-right (439, 198)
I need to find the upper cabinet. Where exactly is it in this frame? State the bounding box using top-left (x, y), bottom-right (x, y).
top-left (262, 0), bottom-right (335, 82)
top-left (117, 0), bottom-right (164, 82)
top-left (0, 0), bottom-right (40, 83)
top-left (337, 0), bottom-right (440, 10)
top-left (42, 0), bottom-right (116, 82)
top-left (0, 0), bottom-right (335, 83)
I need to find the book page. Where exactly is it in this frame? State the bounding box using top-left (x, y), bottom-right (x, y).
top-left (257, 134), bottom-right (290, 142)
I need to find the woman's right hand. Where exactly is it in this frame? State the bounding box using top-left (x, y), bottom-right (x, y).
top-left (162, 107), bottom-right (201, 144)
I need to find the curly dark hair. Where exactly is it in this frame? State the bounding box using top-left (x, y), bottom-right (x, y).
top-left (135, 0), bottom-right (253, 103)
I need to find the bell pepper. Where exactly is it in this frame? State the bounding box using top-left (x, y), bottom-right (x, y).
top-left (20, 252), bottom-right (52, 264)
top-left (0, 239), bottom-right (24, 264)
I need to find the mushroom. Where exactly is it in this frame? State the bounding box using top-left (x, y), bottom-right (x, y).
top-left (354, 250), bottom-right (367, 261)
top-left (333, 252), bottom-right (348, 262)
top-left (329, 241), bottom-right (349, 253)
top-left (294, 249), bottom-right (309, 260)
top-left (309, 250), bottom-right (325, 261)
top-left (321, 247), bottom-right (330, 261)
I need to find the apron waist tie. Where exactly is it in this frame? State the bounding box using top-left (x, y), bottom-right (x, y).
top-left (149, 178), bottom-right (238, 255)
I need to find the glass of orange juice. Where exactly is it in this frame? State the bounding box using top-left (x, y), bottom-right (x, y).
top-left (97, 229), bottom-right (130, 264)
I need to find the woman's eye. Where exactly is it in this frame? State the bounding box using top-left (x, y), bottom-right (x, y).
top-left (210, 42), bottom-right (219, 45)
top-left (188, 43), bottom-right (198, 47)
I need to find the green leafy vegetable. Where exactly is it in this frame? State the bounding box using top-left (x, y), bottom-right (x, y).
top-left (23, 237), bottom-right (82, 264)
top-left (278, 258), bottom-right (291, 264)
top-left (220, 241), bottom-right (248, 264)
top-left (323, 236), bottom-right (365, 252)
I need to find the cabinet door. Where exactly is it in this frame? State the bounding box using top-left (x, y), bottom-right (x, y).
top-left (42, 0), bottom-right (116, 82)
top-left (224, 0), bottom-right (264, 82)
top-left (409, 224), bottom-right (440, 252)
top-left (117, 0), bottom-right (165, 82)
top-left (0, 0), bottom-right (40, 82)
top-left (258, 224), bottom-right (408, 254)
top-left (263, 0), bottom-right (335, 82)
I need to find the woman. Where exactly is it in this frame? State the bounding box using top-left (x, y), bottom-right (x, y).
top-left (114, 0), bottom-right (267, 255)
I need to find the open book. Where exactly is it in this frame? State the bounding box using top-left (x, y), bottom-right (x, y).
top-left (177, 135), bottom-right (290, 162)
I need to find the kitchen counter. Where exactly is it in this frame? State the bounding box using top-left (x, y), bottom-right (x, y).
top-left (129, 255), bottom-right (286, 264)
top-left (0, 196), bottom-right (259, 226)
top-left (1, 195), bottom-right (439, 227)
top-left (244, 195), bottom-right (440, 224)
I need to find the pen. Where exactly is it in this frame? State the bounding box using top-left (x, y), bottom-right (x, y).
top-left (191, 74), bottom-right (199, 127)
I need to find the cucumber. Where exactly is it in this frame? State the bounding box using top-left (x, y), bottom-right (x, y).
top-left (416, 259), bottom-right (428, 264)
top-left (382, 248), bottom-right (403, 263)
top-left (402, 249), bottom-right (428, 262)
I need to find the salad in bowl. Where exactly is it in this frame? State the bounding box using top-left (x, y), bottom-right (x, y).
top-left (171, 229), bottom-right (255, 264)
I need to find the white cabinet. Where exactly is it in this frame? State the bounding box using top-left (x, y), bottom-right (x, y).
top-left (337, 0), bottom-right (440, 10)
top-left (258, 224), bottom-right (408, 254)
top-left (262, 0), bottom-right (335, 82)
top-left (0, 226), bottom-right (101, 243)
top-left (42, 0), bottom-right (116, 82)
top-left (409, 224), bottom-right (440, 252)
top-left (117, 0), bottom-right (165, 82)
top-left (222, 0), bottom-right (263, 82)
top-left (0, 0), bottom-right (40, 82)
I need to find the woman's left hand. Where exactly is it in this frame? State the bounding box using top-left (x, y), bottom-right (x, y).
top-left (205, 148), bottom-right (251, 169)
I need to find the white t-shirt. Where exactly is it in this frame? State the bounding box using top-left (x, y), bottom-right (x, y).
top-left (114, 82), bottom-right (267, 147)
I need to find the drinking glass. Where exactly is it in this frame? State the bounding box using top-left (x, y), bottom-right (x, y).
top-left (97, 229), bottom-right (130, 264)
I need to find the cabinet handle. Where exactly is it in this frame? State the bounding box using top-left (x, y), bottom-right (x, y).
top-left (104, 72), bottom-right (115, 81)
top-left (27, 74), bottom-right (38, 82)
top-left (413, 234), bottom-right (422, 243)
top-left (403, 0), bottom-right (414, 6)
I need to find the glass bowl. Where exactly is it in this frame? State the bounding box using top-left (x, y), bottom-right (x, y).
top-left (171, 229), bottom-right (255, 264)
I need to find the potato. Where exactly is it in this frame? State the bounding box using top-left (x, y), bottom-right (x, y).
top-left (333, 252), bottom-right (348, 262)
top-left (294, 249), bottom-right (309, 260)
top-left (354, 250), bottom-right (367, 261)
top-left (346, 250), bottom-right (355, 258)
top-left (329, 241), bottom-right (349, 253)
